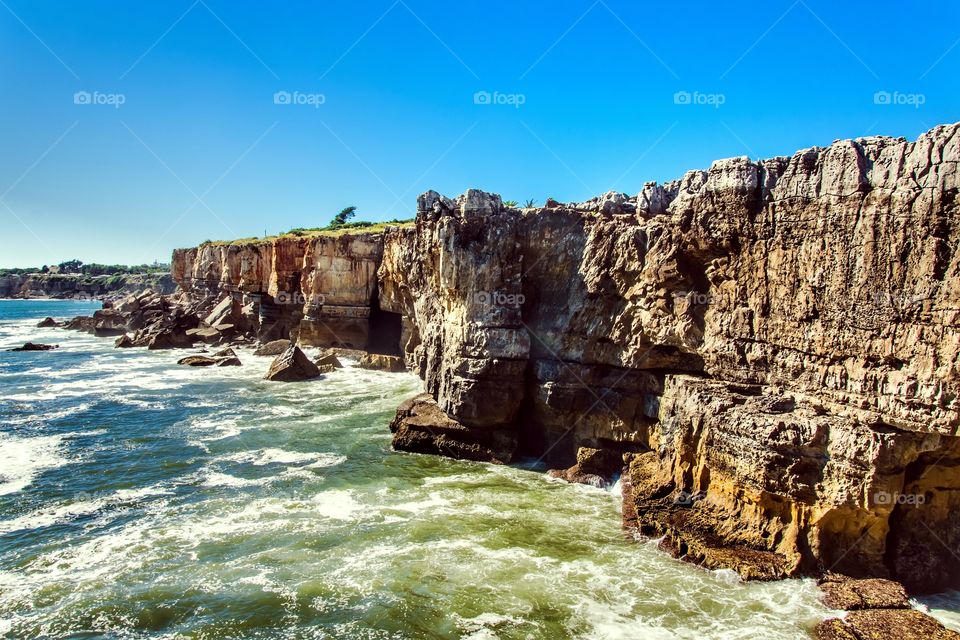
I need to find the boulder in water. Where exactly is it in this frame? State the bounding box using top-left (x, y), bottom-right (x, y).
top-left (63, 316), bottom-right (96, 333)
top-left (10, 342), bottom-right (58, 351)
top-left (314, 351), bottom-right (343, 369)
top-left (177, 355), bottom-right (218, 367)
top-left (547, 447), bottom-right (622, 488)
top-left (253, 339), bottom-right (290, 357)
top-left (264, 345), bottom-right (321, 382)
top-left (36, 317), bottom-right (58, 328)
top-left (390, 393), bottom-right (515, 463)
top-left (114, 334), bottom-right (134, 348)
top-left (147, 329), bottom-right (192, 350)
top-left (358, 353), bottom-right (405, 372)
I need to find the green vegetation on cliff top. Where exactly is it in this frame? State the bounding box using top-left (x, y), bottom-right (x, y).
top-left (195, 217), bottom-right (415, 248)
top-left (0, 260), bottom-right (170, 277)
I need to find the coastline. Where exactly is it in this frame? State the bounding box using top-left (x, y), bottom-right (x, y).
top-left (6, 298), bottom-right (960, 637)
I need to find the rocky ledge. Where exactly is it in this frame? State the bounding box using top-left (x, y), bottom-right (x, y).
top-left (62, 122), bottom-right (960, 600)
top-left (815, 576), bottom-right (960, 639)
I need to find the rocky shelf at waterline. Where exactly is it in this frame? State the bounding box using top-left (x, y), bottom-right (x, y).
top-left (61, 121), bottom-right (960, 599)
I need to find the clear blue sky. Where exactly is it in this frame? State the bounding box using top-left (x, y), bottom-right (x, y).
top-left (0, 0), bottom-right (957, 267)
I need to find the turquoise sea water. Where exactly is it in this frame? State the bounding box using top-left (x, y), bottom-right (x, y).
top-left (1, 299), bottom-right (956, 639)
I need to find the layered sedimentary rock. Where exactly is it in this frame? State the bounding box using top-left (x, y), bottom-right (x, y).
top-left (167, 122), bottom-right (960, 593)
top-left (172, 233), bottom-right (386, 348)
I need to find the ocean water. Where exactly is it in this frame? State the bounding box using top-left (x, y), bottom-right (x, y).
top-left (0, 299), bottom-right (948, 639)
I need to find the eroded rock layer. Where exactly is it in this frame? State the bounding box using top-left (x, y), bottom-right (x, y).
top-left (170, 122), bottom-right (960, 592)
top-left (173, 233), bottom-right (385, 348)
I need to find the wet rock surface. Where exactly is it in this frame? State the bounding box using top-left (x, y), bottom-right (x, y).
top-left (390, 394), bottom-right (515, 464)
top-left (253, 339), bottom-right (290, 357)
top-left (263, 345), bottom-right (321, 382)
top-left (10, 342), bottom-right (58, 351)
top-left (357, 353), bottom-right (405, 372)
top-left (313, 351), bottom-right (343, 369)
top-left (816, 576), bottom-right (960, 639)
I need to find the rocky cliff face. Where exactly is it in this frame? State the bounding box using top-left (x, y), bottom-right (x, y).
top-left (171, 122), bottom-right (960, 593)
top-left (173, 233), bottom-right (387, 348)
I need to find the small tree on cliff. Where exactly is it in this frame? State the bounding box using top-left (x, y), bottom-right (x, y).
top-left (330, 206), bottom-right (357, 228)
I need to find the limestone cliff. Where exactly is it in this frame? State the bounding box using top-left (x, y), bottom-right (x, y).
top-left (171, 122), bottom-right (960, 593)
top-left (173, 232), bottom-right (388, 347)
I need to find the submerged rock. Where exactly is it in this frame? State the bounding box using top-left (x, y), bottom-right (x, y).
top-left (10, 342), bottom-right (58, 351)
top-left (264, 345), bottom-right (320, 382)
top-left (177, 355), bottom-right (218, 367)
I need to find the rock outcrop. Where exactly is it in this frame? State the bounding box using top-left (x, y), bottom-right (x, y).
top-left (357, 353), bottom-right (405, 372)
top-left (9, 342), bottom-right (58, 351)
top-left (263, 345), bottom-right (321, 382)
top-left (253, 339), bottom-right (291, 356)
top-left (163, 122), bottom-right (960, 593)
top-left (815, 576), bottom-right (960, 639)
top-left (389, 393), bottom-right (515, 463)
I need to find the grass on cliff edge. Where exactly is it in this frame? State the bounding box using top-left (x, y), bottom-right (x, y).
top-left (196, 220), bottom-right (414, 247)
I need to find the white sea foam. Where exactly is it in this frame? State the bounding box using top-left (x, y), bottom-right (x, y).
top-left (189, 416), bottom-right (243, 442)
top-left (456, 612), bottom-right (530, 640)
top-left (201, 472), bottom-right (264, 488)
top-left (0, 433), bottom-right (67, 495)
top-left (914, 593), bottom-right (960, 632)
top-left (216, 448), bottom-right (346, 468)
top-left (0, 484), bottom-right (173, 534)
top-left (311, 489), bottom-right (364, 520)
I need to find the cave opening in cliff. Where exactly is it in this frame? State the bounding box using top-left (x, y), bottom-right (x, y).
top-left (367, 287), bottom-right (403, 356)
